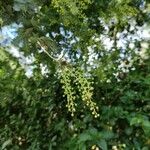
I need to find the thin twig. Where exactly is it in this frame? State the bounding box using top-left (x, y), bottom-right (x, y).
top-left (37, 41), bottom-right (59, 62)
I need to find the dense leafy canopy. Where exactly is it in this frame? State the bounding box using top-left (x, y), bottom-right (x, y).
top-left (0, 0), bottom-right (150, 149)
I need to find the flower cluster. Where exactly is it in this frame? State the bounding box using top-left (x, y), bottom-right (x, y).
top-left (74, 68), bottom-right (99, 118)
top-left (60, 67), bottom-right (99, 118)
top-left (60, 67), bottom-right (76, 116)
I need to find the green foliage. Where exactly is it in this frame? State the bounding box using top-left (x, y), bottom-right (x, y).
top-left (0, 0), bottom-right (150, 149)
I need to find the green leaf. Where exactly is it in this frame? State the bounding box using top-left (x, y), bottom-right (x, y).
top-left (142, 120), bottom-right (150, 136)
top-left (78, 132), bottom-right (92, 143)
top-left (101, 130), bottom-right (114, 140)
top-left (97, 139), bottom-right (107, 150)
top-left (142, 147), bottom-right (149, 150)
top-left (2, 139), bottom-right (12, 150)
top-left (130, 117), bottom-right (143, 125)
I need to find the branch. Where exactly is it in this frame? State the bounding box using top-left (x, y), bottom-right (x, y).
top-left (37, 41), bottom-right (61, 62)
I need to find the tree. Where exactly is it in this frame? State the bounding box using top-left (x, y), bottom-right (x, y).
top-left (0, 0), bottom-right (150, 149)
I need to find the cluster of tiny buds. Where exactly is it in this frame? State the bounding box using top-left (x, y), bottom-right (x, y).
top-left (74, 68), bottom-right (99, 118)
top-left (60, 67), bottom-right (76, 116)
top-left (60, 66), bottom-right (99, 118)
